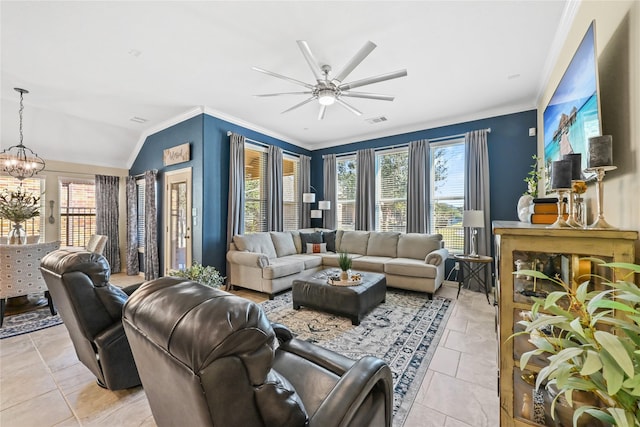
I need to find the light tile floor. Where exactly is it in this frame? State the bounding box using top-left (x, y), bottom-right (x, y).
top-left (0, 277), bottom-right (499, 426)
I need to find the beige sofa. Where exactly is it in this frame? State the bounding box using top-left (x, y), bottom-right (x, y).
top-left (227, 229), bottom-right (448, 299)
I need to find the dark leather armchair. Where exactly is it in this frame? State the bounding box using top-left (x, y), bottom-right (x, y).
top-left (123, 277), bottom-right (393, 427)
top-left (39, 249), bottom-right (141, 390)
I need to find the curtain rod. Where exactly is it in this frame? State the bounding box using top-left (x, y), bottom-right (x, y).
top-left (329, 127), bottom-right (492, 158)
top-left (227, 131), bottom-right (300, 158)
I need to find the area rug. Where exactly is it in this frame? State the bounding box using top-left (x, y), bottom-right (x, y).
top-left (261, 289), bottom-right (454, 427)
top-left (0, 307), bottom-right (62, 339)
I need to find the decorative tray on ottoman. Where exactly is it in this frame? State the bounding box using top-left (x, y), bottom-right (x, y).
top-left (327, 273), bottom-right (362, 287)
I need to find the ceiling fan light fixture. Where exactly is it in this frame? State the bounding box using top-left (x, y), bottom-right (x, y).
top-left (317, 89), bottom-right (336, 106)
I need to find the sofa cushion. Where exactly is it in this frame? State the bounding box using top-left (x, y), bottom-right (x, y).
top-left (351, 256), bottom-right (393, 273)
top-left (285, 254), bottom-right (323, 270)
top-left (334, 230), bottom-right (344, 251)
top-left (300, 232), bottom-right (322, 250)
top-left (339, 231), bottom-right (370, 255)
top-left (262, 258), bottom-right (305, 280)
top-left (384, 258), bottom-right (437, 279)
top-left (397, 233), bottom-right (442, 260)
top-left (270, 232), bottom-right (297, 257)
top-left (234, 233), bottom-right (277, 259)
top-left (322, 230), bottom-right (337, 252)
top-left (366, 232), bottom-right (400, 257)
top-left (321, 252), bottom-right (363, 268)
top-left (306, 243), bottom-right (327, 254)
top-left (289, 231), bottom-right (302, 254)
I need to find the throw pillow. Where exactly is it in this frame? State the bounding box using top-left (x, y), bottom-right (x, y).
top-left (322, 230), bottom-right (337, 252)
top-left (306, 243), bottom-right (327, 254)
top-left (299, 231), bottom-right (322, 249)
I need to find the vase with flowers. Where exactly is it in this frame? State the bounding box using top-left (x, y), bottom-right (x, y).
top-left (0, 186), bottom-right (41, 244)
top-left (518, 155), bottom-right (545, 222)
top-left (338, 251), bottom-right (352, 281)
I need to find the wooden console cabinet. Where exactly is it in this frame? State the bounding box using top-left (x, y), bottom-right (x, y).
top-left (492, 221), bottom-right (637, 427)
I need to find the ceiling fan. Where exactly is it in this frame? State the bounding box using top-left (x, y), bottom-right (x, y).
top-left (253, 40), bottom-right (408, 120)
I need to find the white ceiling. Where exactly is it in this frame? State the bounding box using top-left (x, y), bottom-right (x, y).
top-left (1, 1), bottom-right (570, 169)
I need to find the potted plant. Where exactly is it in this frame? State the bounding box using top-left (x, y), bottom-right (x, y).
top-left (338, 251), bottom-right (352, 281)
top-left (515, 261), bottom-right (640, 427)
top-left (0, 186), bottom-right (41, 244)
top-left (168, 262), bottom-right (225, 288)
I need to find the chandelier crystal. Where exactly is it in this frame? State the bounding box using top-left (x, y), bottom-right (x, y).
top-left (0, 88), bottom-right (46, 181)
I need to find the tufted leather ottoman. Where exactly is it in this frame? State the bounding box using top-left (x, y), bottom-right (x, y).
top-left (292, 269), bottom-right (386, 325)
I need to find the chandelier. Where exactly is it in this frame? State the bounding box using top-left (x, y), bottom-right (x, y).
top-left (0, 88), bottom-right (45, 181)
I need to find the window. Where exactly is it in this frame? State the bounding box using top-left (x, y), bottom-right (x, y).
top-left (136, 179), bottom-right (145, 250)
top-left (244, 144), bottom-right (268, 233)
top-left (282, 155), bottom-right (300, 231)
top-left (336, 156), bottom-right (357, 231)
top-left (375, 148), bottom-right (408, 232)
top-left (59, 178), bottom-right (96, 247)
top-left (430, 139), bottom-right (465, 253)
top-left (0, 176), bottom-right (45, 238)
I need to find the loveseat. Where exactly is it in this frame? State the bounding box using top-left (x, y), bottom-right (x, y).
top-left (227, 229), bottom-right (448, 299)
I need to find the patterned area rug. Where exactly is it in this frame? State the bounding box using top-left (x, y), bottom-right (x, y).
top-left (261, 289), bottom-right (454, 427)
top-left (0, 306), bottom-right (62, 339)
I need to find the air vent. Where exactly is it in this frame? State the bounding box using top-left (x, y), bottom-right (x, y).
top-left (130, 116), bottom-right (148, 123)
top-left (365, 116), bottom-right (388, 124)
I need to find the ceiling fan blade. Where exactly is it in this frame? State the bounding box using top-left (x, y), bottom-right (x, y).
top-left (332, 41), bottom-right (377, 84)
top-left (341, 91), bottom-right (395, 101)
top-left (338, 69), bottom-right (408, 91)
top-left (252, 66), bottom-right (315, 89)
top-left (281, 96), bottom-right (316, 114)
top-left (318, 105), bottom-right (327, 120)
top-left (297, 40), bottom-right (324, 82)
top-left (336, 98), bottom-right (362, 116)
top-left (255, 91), bottom-right (313, 97)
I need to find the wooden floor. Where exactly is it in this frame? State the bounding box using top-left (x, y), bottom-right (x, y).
top-left (0, 277), bottom-right (499, 426)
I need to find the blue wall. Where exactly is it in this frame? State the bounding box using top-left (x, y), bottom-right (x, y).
top-left (130, 113), bottom-right (311, 276)
top-left (130, 109), bottom-right (536, 276)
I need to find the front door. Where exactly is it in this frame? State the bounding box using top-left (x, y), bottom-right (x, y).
top-left (164, 168), bottom-right (192, 274)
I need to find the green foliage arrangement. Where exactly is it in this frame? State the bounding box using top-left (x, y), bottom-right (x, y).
top-left (0, 186), bottom-right (40, 224)
top-left (338, 251), bottom-right (352, 272)
top-left (168, 262), bottom-right (225, 288)
top-left (515, 261), bottom-right (640, 427)
top-left (523, 154), bottom-right (544, 197)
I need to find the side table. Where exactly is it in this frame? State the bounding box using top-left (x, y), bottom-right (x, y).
top-left (454, 254), bottom-right (493, 304)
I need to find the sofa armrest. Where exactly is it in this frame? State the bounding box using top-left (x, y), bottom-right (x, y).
top-left (425, 248), bottom-right (449, 266)
top-left (310, 356), bottom-right (393, 427)
top-left (226, 250), bottom-right (269, 268)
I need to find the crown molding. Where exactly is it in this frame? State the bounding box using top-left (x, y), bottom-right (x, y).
top-left (535, 0), bottom-right (582, 104)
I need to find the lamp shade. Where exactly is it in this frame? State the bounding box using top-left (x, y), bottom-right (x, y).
top-left (463, 210), bottom-right (484, 228)
top-left (302, 193), bottom-right (315, 203)
top-left (310, 209), bottom-right (322, 218)
top-left (318, 200), bottom-right (331, 210)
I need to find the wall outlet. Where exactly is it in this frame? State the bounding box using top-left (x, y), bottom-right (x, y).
top-left (454, 262), bottom-right (460, 270)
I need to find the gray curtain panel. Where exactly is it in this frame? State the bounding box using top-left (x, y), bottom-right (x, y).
top-left (407, 139), bottom-right (430, 233)
top-left (267, 145), bottom-right (283, 231)
top-left (226, 133), bottom-right (245, 283)
top-left (125, 176), bottom-right (139, 275)
top-left (300, 155), bottom-right (311, 229)
top-left (144, 170), bottom-right (159, 280)
top-left (355, 148), bottom-right (375, 231)
top-left (323, 154), bottom-right (337, 230)
top-left (464, 129), bottom-right (491, 289)
top-left (95, 174), bottom-right (121, 273)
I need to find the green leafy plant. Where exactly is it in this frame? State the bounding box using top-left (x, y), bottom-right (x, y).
top-left (515, 261), bottom-right (640, 426)
top-left (168, 262), bottom-right (225, 288)
top-left (0, 186), bottom-right (40, 224)
top-left (523, 154), bottom-right (544, 197)
top-left (338, 251), bottom-right (352, 272)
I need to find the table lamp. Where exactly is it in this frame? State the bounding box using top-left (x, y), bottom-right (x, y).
top-left (463, 210), bottom-right (484, 257)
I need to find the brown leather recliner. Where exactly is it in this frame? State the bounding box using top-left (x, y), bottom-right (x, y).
top-left (122, 277), bottom-right (393, 427)
top-left (39, 249), bottom-right (141, 390)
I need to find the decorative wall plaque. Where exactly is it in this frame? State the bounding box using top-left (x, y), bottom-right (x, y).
top-left (163, 143), bottom-right (190, 166)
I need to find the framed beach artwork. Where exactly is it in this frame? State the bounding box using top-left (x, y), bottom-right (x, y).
top-left (543, 20), bottom-right (602, 181)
